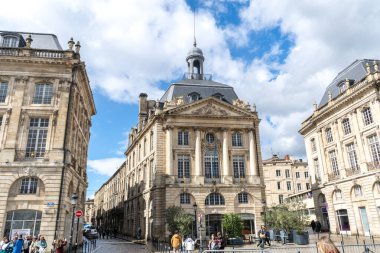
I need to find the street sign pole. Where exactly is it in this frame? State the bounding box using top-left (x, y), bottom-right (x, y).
top-left (74, 210), bottom-right (83, 252)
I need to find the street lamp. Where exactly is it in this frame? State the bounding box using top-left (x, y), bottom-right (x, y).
top-left (193, 202), bottom-right (197, 239)
top-left (261, 201), bottom-right (267, 226)
top-left (69, 193), bottom-right (78, 253)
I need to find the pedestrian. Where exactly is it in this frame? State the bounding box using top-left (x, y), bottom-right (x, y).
top-left (52, 239), bottom-right (67, 253)
top-left (216, 232), bottom-right (226, 249)
top-left (264, 228), bottom-right (271, 246)
top-left (171, 230), bottom-right (182, 253)
top-left (311, 220), bottom-right (316, 232)
top-left (0, 237), bottom-right (13, 253)
top-left (317, 236), bottom-right (340, 253)
top-left (23, 236), bottom-right (32, 253)
top-left (208, 234), bottom-right (220, 250)
top-left (35, 236), bottom-right (47, 253)
top-left (29, 237), bottom-right (37, 253)
top-left (13, 235), bottom-right (24, 253)
top-left (102, 229), bottom-right (106, 240)
top-left (182, 235), bottom-right (196, 253)
top-left (106, 228), bottom-right (109, 239)
top-left (257, 225), bottom-right (266, 248)
top-left (316, 221), bottom-right (322, 233)
top-left (137, 227), bottom-right (142, 240)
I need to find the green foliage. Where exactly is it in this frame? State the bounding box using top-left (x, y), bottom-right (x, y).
top-left (266, 200), bottom-right (310, 234)
top-left (165, 205), bottom-right (192, 235)
top-left (222, 213), bottom-right (243, 238)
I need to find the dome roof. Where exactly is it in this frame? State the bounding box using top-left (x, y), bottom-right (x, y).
top-left (186, 46), bottom-right (204, 60)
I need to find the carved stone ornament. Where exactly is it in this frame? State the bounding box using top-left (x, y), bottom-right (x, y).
top-left (23, 167), bottom-right (37, 176)
top-left (192, 102), bottom-right (229, 116)
top-left (232, 99), bottom-right (250, 110)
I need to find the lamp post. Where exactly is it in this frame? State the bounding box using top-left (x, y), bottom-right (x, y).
top-left (193, 202), bottom-right (197, 239)
top-left (69, 193), bottom-right (78, 253)
top-left (262, 201), bottom-right (267, 226)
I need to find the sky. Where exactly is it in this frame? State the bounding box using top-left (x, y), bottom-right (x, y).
top-left (2, 0), bottom-right (380, 198)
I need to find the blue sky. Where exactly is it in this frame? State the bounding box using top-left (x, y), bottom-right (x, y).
top-left (2, 0), bottom-right (380, 198)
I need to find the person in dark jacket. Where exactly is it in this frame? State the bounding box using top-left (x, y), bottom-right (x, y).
top-left (310, 220), bottom-right (316, 232)
top-left (316, 221), bottom-right (322, 233)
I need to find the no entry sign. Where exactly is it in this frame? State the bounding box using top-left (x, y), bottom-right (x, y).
top-left (75, 210), bottom-right (83, 218)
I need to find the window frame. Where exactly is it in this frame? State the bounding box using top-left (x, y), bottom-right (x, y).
top-left (237, 192), bottom-right (248, 203)
top-left (205, 193), bottom-right (225, 206)
top-left (232, 155), bottom-right (245, 179)
top-left (0, 82), bottom-right (8, 103)
top-left (232, 132), bottom-right (243, 147)
top-left (177, 154), bottom-right (190, 179)
top-left (26, 118), bottom-right (49, 158)
top-left (32, 83), bottom-right (53, 104)
top-left (276, 170), bottom-right (281, 177)
top-left (325, 128), bottom-right (333, 143)
top-left (180, 193), bottom-right (191, 204)
top-left (178, 130), bottom-right (189, 146)
top-left (368, 135), bottom-right (380, 163)
top-left (362, 107), bottom-right (373, 126)
top-left (342, 118), bottom-right (351, 135)
top-left (286, 181), bottom-right (291, 191)
top-left (346, 143), bottom-right (359, 171)
top-left (329, 150), bottom-right (339, 175)
top-left (20, 177), bottom-right (38, 194)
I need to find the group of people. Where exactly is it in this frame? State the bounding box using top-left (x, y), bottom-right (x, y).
top-left (310, 220), bottom-right (322, 233)
top-left (0, 234), bottom-right (47, 253)
top-left (96, 227), bottom-right (118, 239)
top-left (170, 230), bottom-right (227, 253)
top-left (257, 225), bottom-right (270, 248)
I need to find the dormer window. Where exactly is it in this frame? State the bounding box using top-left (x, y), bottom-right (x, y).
top-left (1, 36), bottom-right (19, 47)
top-left (212, 93), bottom-right (224, 100)
top-left (188, 92), bottom-right (200, 102)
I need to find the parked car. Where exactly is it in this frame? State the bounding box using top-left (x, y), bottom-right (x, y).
top-left (84, 227), bottom-right (98, 239)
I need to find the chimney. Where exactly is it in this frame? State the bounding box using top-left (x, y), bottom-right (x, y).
top-left (138, 93), bottom-right (148, 131)
top-left (284, 154), bottom-right (290, 161)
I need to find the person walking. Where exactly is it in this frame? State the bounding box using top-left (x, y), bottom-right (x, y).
top-left (23, 236), bottom-right (32, 253)
top-left (316, 221), bottom-right (322, 233)
top-left (317, 236), bottom-right (340, 253)
top-left (29, 237), bottom-right (37, 253)
top-left (171, 230), bottom-right (182, 253)
top-left (182, 235), bottom-right (196, 253)
top-left (257, 225), bottom-right (266, 248)
top-left (12, 235), bottom-right (24, 253)
top-left (310, 220), bottom-right (316, 232)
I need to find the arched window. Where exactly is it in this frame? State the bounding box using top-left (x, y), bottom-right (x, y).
top-left (188, 92), bottom-right (200, 102)
top-left (180, 193), bottom-right (191, 204)
top-left (1, 35), bottom-right (19, 47)
top-left (205, 193), bottom-right (225, 206)
top-left (20, 177), bottom-right (38, 194)
top-left (212, 93), bottom-right (224, 100)
top-left (334, 189), bottom-right (342, 201)
top-left (354, 185), bottom-right (363, 197)
top-left (232, 132), bottom-right (242, 147)
top-left (237, 192), bottom-right (248, 203)
top-left (205, 133), bottom-right (215, 144)
top-left (4, 210), bottom-right (42, 237)
top-left (204, 149), bottom-right (220, 179)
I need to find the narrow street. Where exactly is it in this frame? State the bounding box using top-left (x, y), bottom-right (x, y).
top-left (92, 239), bottom-right (150, 253)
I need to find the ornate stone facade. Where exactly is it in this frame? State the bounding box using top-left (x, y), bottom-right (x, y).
top-left (95, 43), bottom-right (265, 241)
top-left (300, 60), bottom-right (380, 236)
top-left (0, 32), bottom-right (96, 247)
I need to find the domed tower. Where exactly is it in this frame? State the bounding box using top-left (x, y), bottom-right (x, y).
top-left (186, 40), bottom-right (205, 80)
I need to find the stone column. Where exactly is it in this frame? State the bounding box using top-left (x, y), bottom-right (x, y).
top-left (352, 110), bottom-right (367, 172)
top-left (222, 130), bottom-right (231, 183)
top-left (249, 130), bottom-right (258, 177)
top-left (318, 130), bottom-right (328, 184)
top-left (165, 127), bottom-right (173, 175)
top-left (195, 129), bottom-right (202, 183)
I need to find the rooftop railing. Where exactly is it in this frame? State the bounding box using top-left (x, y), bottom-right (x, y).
top-left (183, 72), bottom-right (213, 80)
top-left (0, 47), bottom-right (68, 59)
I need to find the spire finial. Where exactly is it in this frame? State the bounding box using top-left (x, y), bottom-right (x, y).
top-left (193, 6), bottom-right (197, 47)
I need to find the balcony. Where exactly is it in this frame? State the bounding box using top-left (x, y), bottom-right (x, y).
top-left (367, 162), bottom-right (380, 171)
top-left (233, 177), bottom-right (247, 184)
top-left (175, 176), bottom-right (191, 184)
top-left (204, 177), bottom-right (221, 184)
top-left (345, 167), bottom-right (361, 176)
top-left (327, 172), bottom-right (341, 181)
top-left (15, 150), bottom-right (47, 161)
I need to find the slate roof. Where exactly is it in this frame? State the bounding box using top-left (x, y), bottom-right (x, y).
top-left (319, 59), bottom-right (379, 108)
top-left (0, 31), bottom-right (62, 50)
top-left (160, 78), bottom-right (239, 104)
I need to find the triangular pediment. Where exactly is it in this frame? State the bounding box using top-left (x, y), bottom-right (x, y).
top-left (165, 97), bottom-right (254, 117)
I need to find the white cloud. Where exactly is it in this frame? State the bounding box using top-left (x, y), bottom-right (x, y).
top-left (87, 157), bottom-right (125, 176)
top-left (2, 0), bottom-right (380, 161)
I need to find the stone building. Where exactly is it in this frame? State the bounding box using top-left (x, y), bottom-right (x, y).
top-left (263, 154), bottom-right (310, 207)
top-left (0, 31), bottom-right (96, 245)
top-left (84, 199), bottom-right (95, 225)
top-left (299, 59), bottom-right (380, 236)
top-left (95, 41), bottom-right (266, 240)
top-left (94, 162), bottom-right (126, 232)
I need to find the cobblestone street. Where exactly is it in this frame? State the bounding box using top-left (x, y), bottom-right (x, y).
top-left (93, 239), bottom-right (150, 253)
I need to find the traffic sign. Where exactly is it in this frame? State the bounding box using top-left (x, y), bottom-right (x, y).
top-left (75, 210), bottom-right (83, 218)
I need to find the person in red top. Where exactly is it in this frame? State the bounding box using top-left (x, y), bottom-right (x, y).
top-left (52, 239), bottom-right (67, 253)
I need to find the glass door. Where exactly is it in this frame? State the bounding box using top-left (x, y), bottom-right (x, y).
top-left (359, 207), bottom-right (370, 236)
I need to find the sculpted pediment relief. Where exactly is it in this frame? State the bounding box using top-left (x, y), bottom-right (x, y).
top-left (168, 99), bottom-right (253, 117)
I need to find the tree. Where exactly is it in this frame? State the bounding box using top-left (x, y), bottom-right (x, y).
top-left (222, 213), bottom-right (243, 238)
top-left (266, 200), bottom-right (310, 234)
top-left (165, 205), bottom-right (193, 236)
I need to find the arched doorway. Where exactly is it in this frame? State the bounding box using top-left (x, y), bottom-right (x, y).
top-left (4, 210), bottom-right (42, 237)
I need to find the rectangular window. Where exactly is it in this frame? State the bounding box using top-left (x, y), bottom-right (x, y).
top-left (26, 118), bottom-right (49, 158)
top-left (180, 193), bottom-right (190, 204)
top-left (0, 116), bottom-right (2, 126)
top-left (287, 181), bottom-right (291, 191)
top-left (279, 194), bottom-right (284, 204)
top-left (304, 171), bottom-right (309, 178)
top-left (368, 135), bottom-right (380, 163)
top-left (32, 84), bottom-right (53, 104)
top-left (150, 132), bottom-right (154, 151)
top-left (238, 193), bottom-right (248, 203)
top-left (233, 155), bottom-right (245, 178)
top-left (178, 155), bottom-right (190, 178)
top-left (297, 183), bottom-right (302, 191)
top-left (342, 118), bottom-right (351, 135)
top-left (178, 131), bottom-right (189, 146)
top-left (232, 132), bottom-right (243, 147)
top-left (0, 82), bottom-right (8, 103)
top-left (347, 143), bottom-right (359, 171)
top-left (325, 128), bottom-right (333, 143)
top-left (296, 172), bottom-right (300, 178)
top-left (306, 183), bottom-right (310, 190)
top-left (20, 178), bottom-right (38, 194)
top-left (314, 159), bottom-right (321, 179)
top-left (277, 182), bottom-right (281, 190)
top-left (2, 37), bottom-right (18, 47)
top-left (329, 150), bottom-right (339, 175)
top-left (311, 138), bottom-right (317, 152)
top-left (276, 170), bottom-right (281, 177)
top-left (285, 169), bottom-right (290, 178)
top-left (362, 107), bottom-right (373, 126)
